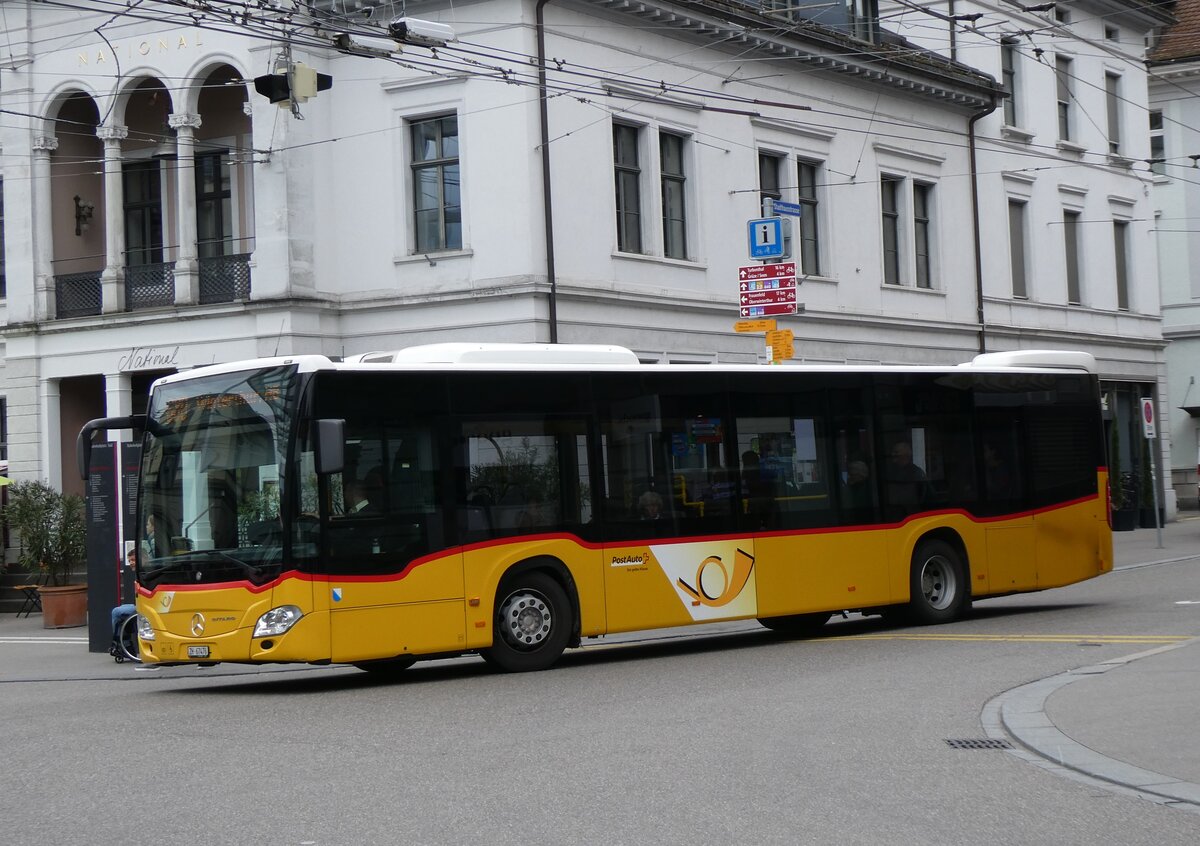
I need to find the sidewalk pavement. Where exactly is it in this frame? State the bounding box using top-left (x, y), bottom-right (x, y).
top-left (1, 518), bottom-right (1198, 811)
top-left (983, 515), bottom-right (1200, 813)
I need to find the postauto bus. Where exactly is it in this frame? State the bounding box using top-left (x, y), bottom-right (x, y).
top-left (78, 344), bottom-right (1111, 673)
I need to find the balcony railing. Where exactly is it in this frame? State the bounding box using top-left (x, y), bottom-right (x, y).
top-left (54, 271), bottom-right (103, 319)
top-left (199, 253), bottom-right (252, 304)
top-left (125, 261), bottom-right (176, 310)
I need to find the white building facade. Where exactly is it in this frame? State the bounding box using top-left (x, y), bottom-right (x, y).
top-left (883, 0), bottom-right (1176, 518)
top-left (0, 0), bottom-right (1170, 519)
top-left (1149, 0), bottom-right (1200, 509)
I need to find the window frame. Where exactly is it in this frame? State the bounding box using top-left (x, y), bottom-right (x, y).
top-left (659, 131), bottom-right (688, 260)
top-left (797, 159), bottom-right (823, 277)
top-left (1105, 72), bottom-right (1122, 155)
top-left (1008, 199), bottom-right (1029, 299)
top-left (1063, 209), bottom-right (1082, 305)
top-left (881, 175), bottom-right (901, 285)
top-left (1149, 110), bottom-right (1165, 176)
top-left (1000, 38), bottom-right (1019, 127)
top-left (1055, 56), bottom-right (1073, 142)
top-left (613, 122), bottom-right (643, 254)
top-left (410, 113), bottom-right (462, 254)
top-left (1113, 219), bottom-right (1130, 311)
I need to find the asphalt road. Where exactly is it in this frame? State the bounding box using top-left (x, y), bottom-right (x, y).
top-left (2, 559), bottom-right (1199, 845)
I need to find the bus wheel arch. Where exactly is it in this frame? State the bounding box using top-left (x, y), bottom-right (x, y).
top-left (906, 530), bottom-right (971, 625)
top-left (481, 557), bottom-right (578, 672)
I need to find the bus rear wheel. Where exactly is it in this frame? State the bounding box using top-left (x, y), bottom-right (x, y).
top-left (758, 612), bottom-right (831, 637)
top-left (907, 539), bottom-right (968, 625)
top-left (482, 572), bottom-right (571, 672)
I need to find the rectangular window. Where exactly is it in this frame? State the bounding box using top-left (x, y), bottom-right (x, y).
top-left (1001, 39), bottom-right (1019, 126)
top-left (881, 176), bottom-right (900, 285)
top-left (123, 161), bottom-right (164, 267)
top-left (1055, 57), bottom-right (1072, 141)
top-left (1064, 210), bottom-right (1081, 305)
top-left (660, 132), bottom-right (687, 260)
top-left (613, 123), bottom-right (642, 253)
top-left (1114, 220), bottom-right (1130, 310)
top-left (797, 160), bottom-right (822, 276)
top-left (1150, 110), bottom-right (1165, 175)
top-left (913, 182), bottom-right (932, 289)
top-left (1009, 200), bottom-right (1028, 298)
top-left (759, 152), bottom-right (781, 208)
top-left (195, 152), bottom-right (232, 259)
top-left (411, 114), bottom-right (461, 253)
top-left (0, 397), bottom-right (7, 461)
top-left (1105, 73), bottom-right (1121, 154)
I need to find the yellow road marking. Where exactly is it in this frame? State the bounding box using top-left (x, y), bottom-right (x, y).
top-left (819, 633), bottom-right (1189, 644)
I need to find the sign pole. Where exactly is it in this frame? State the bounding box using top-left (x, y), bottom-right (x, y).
top-left (1141, 397), bottom-right (1163, 549)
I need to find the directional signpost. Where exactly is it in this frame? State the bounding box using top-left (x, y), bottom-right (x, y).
top-left (740, 216), bottom-right (803, 363)
top-left (738, 262), bottom-right (797, 318)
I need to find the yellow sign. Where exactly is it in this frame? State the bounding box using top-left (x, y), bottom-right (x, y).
top-left (734, 319), bottom-right (776, 333)
top-left (766, 329), bottom-right (794, 362)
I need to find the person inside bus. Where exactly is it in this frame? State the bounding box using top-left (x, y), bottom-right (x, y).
top-left (741, 450), bottom-right (777, 527)
top-left (342, 479), bottom-right (376, 515)
top-left (842, 458), bottom-right (873, 509)
top-left (885, 439), bottom-right (929, 515)
top-left (983, 441), bottom-right (1018, 501)
top-left (638, 489), bottom-right (664, 519)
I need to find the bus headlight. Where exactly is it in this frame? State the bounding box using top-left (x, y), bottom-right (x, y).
top-left (137, 615), bottom-right (155, 641)
top-left (254, 605), bottom-right (303, 638)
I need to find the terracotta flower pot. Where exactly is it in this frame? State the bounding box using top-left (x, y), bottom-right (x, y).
top-left (38, 584), bottom-right (88, 629)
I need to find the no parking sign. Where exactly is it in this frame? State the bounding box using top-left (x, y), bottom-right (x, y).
top-left (1140, 397), bottom-right (1157, 439)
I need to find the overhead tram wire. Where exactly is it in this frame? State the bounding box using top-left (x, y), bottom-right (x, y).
top-left (27, 0), bottom-right (1197, 186)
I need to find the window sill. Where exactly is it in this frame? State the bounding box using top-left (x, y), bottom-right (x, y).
top-left (1056, 140), bottom-right (1087, 157)
top-left (1000, 125), bottom-right (1035, 144)
top-left (881, 282), bottom-right (944, 296)
top-left (1107, 153), bottom-right (1134, 169)
top-left (393, 249), bottom-right (474, 266)
top-left (611, 251), bottom-right (707, 270)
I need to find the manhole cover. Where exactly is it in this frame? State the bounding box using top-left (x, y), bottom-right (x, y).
top-left (945, 738), bottom-right (1013, 750)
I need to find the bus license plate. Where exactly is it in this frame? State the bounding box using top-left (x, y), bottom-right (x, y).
top-left (187, 645), bottom-right (210, 659)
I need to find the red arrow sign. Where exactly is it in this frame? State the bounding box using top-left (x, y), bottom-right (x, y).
top-left (739, 263), bottom-right (795, 281)
top-left (740, 302), bottom-right (797, 317)
top-left (740, 287), bottom-right (797, 306)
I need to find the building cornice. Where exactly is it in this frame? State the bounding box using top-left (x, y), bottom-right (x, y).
top-left (583, 0), bottom-right (1001, 110)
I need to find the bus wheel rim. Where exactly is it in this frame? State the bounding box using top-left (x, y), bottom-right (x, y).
top-left (499, 590), bottom-right (553, 650)
top-left (920, 555), bottom-right (955, 610)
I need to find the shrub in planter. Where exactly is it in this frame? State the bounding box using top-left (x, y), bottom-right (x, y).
top-left (3, 479), bottom-right (86, 586)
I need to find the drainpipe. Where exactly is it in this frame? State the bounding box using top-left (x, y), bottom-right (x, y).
top-left (536, 0), bottom-right (559, 343)
top-left (968, 94), bottom-right (999, 355)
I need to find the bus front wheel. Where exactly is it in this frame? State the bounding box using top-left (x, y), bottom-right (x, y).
top-left (482, 572), bottom-right (572, 672)
top-left (908, 539), bottom-right (968, 625)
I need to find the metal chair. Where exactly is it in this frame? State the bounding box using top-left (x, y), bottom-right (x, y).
top-left (12, 572), bottom-right (45, 618)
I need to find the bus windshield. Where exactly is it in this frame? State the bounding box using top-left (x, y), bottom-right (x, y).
top-left (137, 364), bottom-right (299, 590)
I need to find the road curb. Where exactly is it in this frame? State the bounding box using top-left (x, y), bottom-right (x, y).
top-left (982, 638), bottom-right (1200, 813)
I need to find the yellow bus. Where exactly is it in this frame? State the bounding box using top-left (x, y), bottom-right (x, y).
top-left (78, 344), bottom-right (1111, 673)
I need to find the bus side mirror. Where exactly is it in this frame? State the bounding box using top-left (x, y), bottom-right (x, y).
top-left (314, 418), bottom-right (345, 476)
top-left (77, 415), bottom-right (147, 480)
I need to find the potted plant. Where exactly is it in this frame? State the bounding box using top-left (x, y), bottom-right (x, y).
top-left (1108, 422), bottom-right (1136, 532)
top-left (3, 479), bottom-right (87, 628)
top-left (1138, 437), bottom-right (1163, 528)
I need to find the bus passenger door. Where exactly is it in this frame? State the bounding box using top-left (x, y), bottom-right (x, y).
top-left (597, 380), bottom-right (755, 632)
